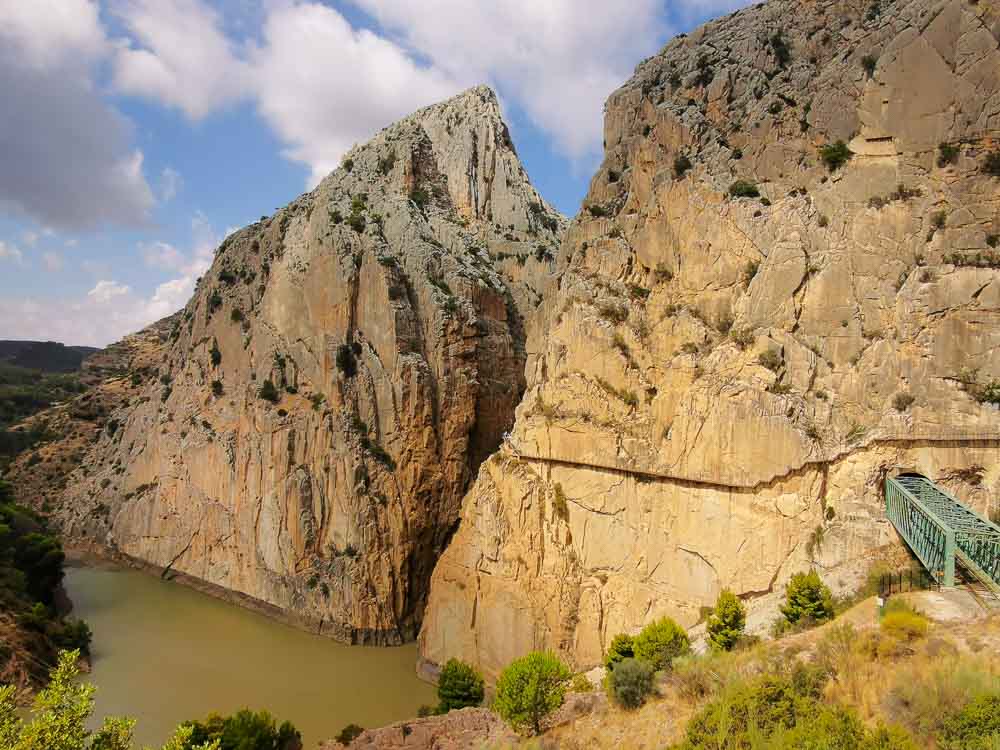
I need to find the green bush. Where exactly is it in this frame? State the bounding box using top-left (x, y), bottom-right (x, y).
top-left (780, 570), bottom-right (835, 627)
top-left (436, 658), bottom-right (484, 712)
top-left (728, 180), bottom-right (760, 198)
top-left (52, 617), bottom-right (93, 654)
top-left (210, 340), bottom-right (221, 367)
top-left (674, 154), bottom-right (693, 178)
top-left (258, 379), bottom-right (279, 403)
top-left (335, 723), bottom-right (363, 745)
top-left (938, 143), bottom-right (959, 167)
top-left (707, 589), bottom-right (746, 652)
top-left (604, 633), bottom-right (635, 670)
top-left (820, 140), bottom-right (853, 171)
top-left (494, 651), bottom-right (571, 735)
top-left (211, 380), bottom-right (224, 397)
top-left (633, 616), bottom-right (690, 672)
top-left (681, 673), bottom-right (819, 748)
top-left (939, 694), bottom-right (1000, 750)
top-left (609, 657), bottom-right (655, 709)
top-left (182, 709), bottom-right (301, 750)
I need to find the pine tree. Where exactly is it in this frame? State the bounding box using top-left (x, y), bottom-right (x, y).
top-left (706, 589), bottom-right (746, 652)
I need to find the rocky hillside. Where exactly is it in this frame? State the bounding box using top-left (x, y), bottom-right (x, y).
top-left (418, 0), bottom-right (1000, 679)
top-left (44, 86), bottom-right (563, 644)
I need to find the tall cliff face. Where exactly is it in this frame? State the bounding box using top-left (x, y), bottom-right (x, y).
top-left (419, 0), bottom-right (1000, 679)
top-left (53, 86), bottom-right (564, 643)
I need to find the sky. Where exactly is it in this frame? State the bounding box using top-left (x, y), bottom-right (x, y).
top-left (0, 0), bottom-right (750, 348)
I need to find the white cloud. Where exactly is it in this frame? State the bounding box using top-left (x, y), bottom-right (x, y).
top-left (111, 0), bottom-right (251, 119)
top-left (350, 0), bottom-right (666, 162)
top-left (251, 2), bottom-right (460, 186)
top-left (88, 279), bottom-right (131, 303)
top-left (0, 0), bottom-right (155, 230)
top-left (142, 241), bottom-right (186, 271)
top-left (0, 0), bottom-right (106, 71)
top-left (42, 252), bottom-right (65, 272)
top-left (0, 241), bottom-right (25, 266)
top-left (98, 0), bottom-right (671, 181)
top-left (159, 166), bottom-right (182, 202)
top-left (0, 214), bottom-right (221, 347)
top-left (21, 230), bottom-right (39, 247)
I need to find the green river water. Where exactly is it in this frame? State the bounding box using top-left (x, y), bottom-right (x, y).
top-left (64, 564), bottom-right (435, 749)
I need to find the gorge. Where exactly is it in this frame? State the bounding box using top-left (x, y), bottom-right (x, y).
top-left (3, 0), bottom-right (1000, 745)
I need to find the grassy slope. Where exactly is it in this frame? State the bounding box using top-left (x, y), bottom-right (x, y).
top-left (525, 594), bottom-right (1000, 749)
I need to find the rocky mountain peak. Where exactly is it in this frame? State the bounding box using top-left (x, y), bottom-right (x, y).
top-left (40, 84), bottom-right (564, 644)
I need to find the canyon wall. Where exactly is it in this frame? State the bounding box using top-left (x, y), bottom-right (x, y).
top-left (48, 86), bottom-right (564, 644)
top-left (418, 0), bottom-right (1000, 679)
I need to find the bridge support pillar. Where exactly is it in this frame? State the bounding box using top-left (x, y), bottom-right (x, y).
top-left (943, 530), bottom-right (956, 588)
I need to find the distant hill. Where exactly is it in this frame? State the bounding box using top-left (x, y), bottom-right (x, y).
top-left (0, 341), bottom-right (98, 373)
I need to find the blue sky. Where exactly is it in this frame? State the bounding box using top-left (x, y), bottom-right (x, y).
top-left (0, 0), bottom-right (748, 347)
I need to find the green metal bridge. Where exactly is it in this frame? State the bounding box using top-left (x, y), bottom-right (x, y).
top-left (885, 475), bottom-right (1000, 596)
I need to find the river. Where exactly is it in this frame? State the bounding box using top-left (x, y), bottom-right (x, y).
top-left (64, 564), bottom-right (435, 749)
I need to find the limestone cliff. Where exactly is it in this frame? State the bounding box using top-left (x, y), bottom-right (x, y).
top-left (49, 86), bottom-right (564, 644)
top-left (418, 0), bottom-right (1000, 679)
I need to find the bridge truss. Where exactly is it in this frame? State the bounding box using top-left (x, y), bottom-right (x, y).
top-left (885, 475), bottom-right (1000, 595)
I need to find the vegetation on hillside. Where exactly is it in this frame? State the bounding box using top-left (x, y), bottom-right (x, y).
top-left (0, 478), bottom-right (90, 684)
top-left (0, 364), bottom-right (86, 470)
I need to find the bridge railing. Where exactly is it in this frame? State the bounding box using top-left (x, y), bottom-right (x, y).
top-left (885, 477), bottom-right (956, 586)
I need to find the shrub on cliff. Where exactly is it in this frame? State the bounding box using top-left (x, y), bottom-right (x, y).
top-left (728, 180), bottom-right (760, 199)
top-left (633, 616), bottom-right (690, 671)
top-left (604, 633), bottom-right (635, 670)
top-left (494, 651), bottom-right (571, 735)
top-left (707, 589), bottom-right (746, 652)
top-left (820, 140), bottom-right (853, 171)
top-left (609, 657), bottom-right (655, 709)
top-left (258, 379), bottom-right (279, 403)
top-left (780, 570), bottom-right (835, 628)
top-left (436, 658), bottom-right (484, 712)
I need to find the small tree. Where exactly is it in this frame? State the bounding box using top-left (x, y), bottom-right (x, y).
top-left (780, 570), bottom-right (835, 626)
top-left (707, 589), bottom-right (747, 652)
top-left (609, 657), bottom-right (655, 709)
top-left (494, 651), bottom-right (571, 735)
top-left (604, 633), bottom-right (635, 670)
top-left (210, 339), bottom-right (222, 367)
top-left (633, 617), bottom-right (690, 671)
top-left (436, 658), bottom-right (484, 713)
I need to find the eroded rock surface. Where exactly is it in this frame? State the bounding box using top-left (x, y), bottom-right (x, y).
top-left (49, 86), bottom-right (564, 643)
top-left (419, 0), bottom-right (1000, 679)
